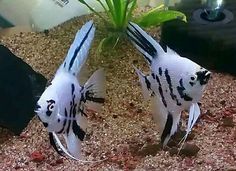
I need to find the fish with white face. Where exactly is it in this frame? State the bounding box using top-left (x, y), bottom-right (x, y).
top-left (127, 22), bottom-right (211, 146)
top-left (35, 20), bottom-right (105, 160)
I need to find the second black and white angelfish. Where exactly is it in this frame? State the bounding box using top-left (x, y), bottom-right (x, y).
top-left (34, 20), bottom-right (105, 160)
top-left (127, 22), bottom-right (211, 147)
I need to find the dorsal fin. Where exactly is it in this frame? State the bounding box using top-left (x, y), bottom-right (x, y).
top-left (127, 22), bottom-right (165, 65)
top-left (60, 20), bottom-right (95, 76)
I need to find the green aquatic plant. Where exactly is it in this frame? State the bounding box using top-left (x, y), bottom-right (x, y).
top-left (78, 0), bottom-right (186, 51)
top-left (134, 5), bottom-right (187, 28)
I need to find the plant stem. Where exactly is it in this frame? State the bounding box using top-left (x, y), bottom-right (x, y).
top-left (96, 0), bottom-right (109, 16)
top-left (77, 0), bottom-right (108, 24)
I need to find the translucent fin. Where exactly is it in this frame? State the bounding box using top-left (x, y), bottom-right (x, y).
top-left (52, 133), bottom-right (107, 163)
top-left (83, 69), bottom-right (105, 112)
top-left (64, 130), bottom-right (82, 159)
top-left (161, 110), bottom-right (181, 147)
top-left (49, 132), bottom-right (64, 156)
top-left (133, 65), bottom-right (152, 100)
top-left (178, 103), bottom-right (201, 150)
top-left (52, 132), bottom-right (80, 160)
top-left (151, 98), bottom-right (168, 134)
top-left (77, 64), bottom-right (90, 84)
top-left (61, 20), bottom-right (95, 76)
top-left (151, 97), bottom-right (182, 147)
top-left (127, 22), bottom-right (165, 64)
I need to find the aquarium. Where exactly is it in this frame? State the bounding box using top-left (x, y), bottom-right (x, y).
top-left (0, 0), bottom-right (235, 170)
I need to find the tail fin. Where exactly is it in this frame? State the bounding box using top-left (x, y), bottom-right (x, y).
top-left (133, 65), bottom-right (152, 100)
top-left (83, 69), bottom-right (105, 112)
top-left (61, 20), bottom-right (95, 76)
top-left (127, 22), bottom-right (164, 64)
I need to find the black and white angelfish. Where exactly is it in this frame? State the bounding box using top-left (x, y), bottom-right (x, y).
top-left (34, 20), bottom-right (105, 160)
top-left (127, 22), bottom-right (211, 147)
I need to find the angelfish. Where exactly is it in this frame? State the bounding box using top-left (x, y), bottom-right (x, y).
top-left (127, 22), bottom-right (211, 146)
top-left (34, 21), bottom-right (105, 160)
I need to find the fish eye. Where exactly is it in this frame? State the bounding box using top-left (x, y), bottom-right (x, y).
top-left (189, 74), bottom-right (197, 86)
top-left (46, 99), bottom-right (56, 116)
top-left (190, 75), bottom-right (197, 81)
top-left (49, 104), bottom-right (54, 110)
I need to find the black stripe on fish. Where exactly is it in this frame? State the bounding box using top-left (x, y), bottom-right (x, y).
top-left (159, 67), bottom-right (162, 76)
top-left (164, 69), bottom-right (182, 106)
top-left (49, 132), bottom-right (64, 156)
top-left (161, 112), bottom-right (173, 144)
top-left (128, 23), bottom-right (157, 57)
top-left (42, 122), bottom-right (48, 128)
top-left (151, 73), bottom-right (155, 79)
top-left (144, 76), bottom-right (151, 90)
top-left (80, 90), bottom-right (86, 103)
top-left (46, 110), bottom-right (52, 117)
top-left (144, 75), bottom-right (155, 97)
top-left (68, 23), bottom-right (94, 71)
top-left (155, 74), bottom-right (167, 107)
top-left (72, 120), bottom-right (86, 141)
top-left (127, 23), bottom-right (157, 63)
top-left (85, 91), bottom-right (105, 103)
top-left (71, 83), bottom-right (75, 95)
top-left (79, 108), bottom-right (87, 117)
top-left (67, 94), bottom-right (76, 134)
top-left (189, 81), bottom-right (195, 87)
top-left (127, 30), bottom-right (152, 64)
top-left (177, 79), bottom-right (193, 101)
top-left (57, 108), bottom-right (68, 134)
top-left (66, 89), bottom-right (86, 140)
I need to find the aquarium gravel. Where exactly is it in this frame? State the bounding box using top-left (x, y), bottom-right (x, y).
top-left (0, 15), bottom-right (235, 170)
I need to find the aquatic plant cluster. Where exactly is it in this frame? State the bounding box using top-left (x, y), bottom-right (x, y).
top-left (78, 0), bottom-right (186, 50)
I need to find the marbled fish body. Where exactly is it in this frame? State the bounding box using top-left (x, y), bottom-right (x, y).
top-left (35, 21), bottom-right (105, 160)
top-left (127, 21), bottom-right (211, 146)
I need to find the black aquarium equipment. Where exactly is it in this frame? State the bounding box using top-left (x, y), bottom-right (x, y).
top-left (161, 0), bottom-right (236, 75)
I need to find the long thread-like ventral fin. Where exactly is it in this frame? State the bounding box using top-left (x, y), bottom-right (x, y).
top-left (178, 103), bottom-right (201, 151)
top-left (127, 22), bottom-right (164, 64)
top-left (48, 132), bottom-right (64, 156)
top-left (61, 20), bottom-right (95, 76)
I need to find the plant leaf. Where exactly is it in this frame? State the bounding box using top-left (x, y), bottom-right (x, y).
top-left (134, 6), bottom-right (187, 28)
top-left (126, 0), bottom-right (137, 26)
top-left (77, 0), bottom-right (107, 23)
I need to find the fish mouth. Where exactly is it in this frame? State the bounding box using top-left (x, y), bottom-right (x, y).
top-left (196, 70), bottom-right (211, 85)
top-left (34, 103), bottom-right (41, 113)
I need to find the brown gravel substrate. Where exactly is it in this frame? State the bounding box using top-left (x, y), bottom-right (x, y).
top-left (0, 15), bottom-right (236, 171)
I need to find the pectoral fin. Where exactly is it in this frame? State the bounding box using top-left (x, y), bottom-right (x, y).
top-left (82, 69), bottom-right (105, 112)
